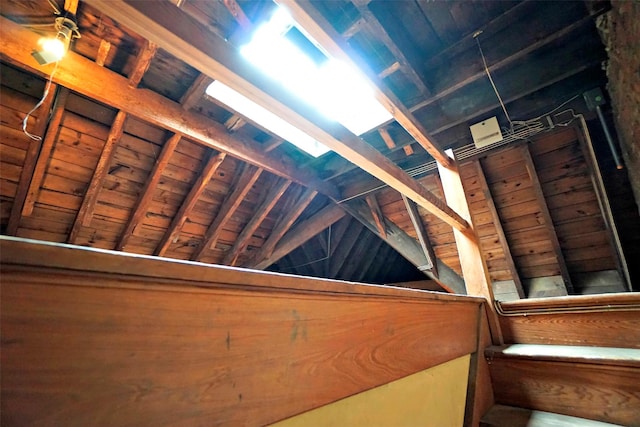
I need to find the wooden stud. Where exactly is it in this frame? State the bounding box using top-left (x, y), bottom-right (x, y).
top-left (68, 111), bottom-right (128, 243)
top-left (365, 193), bottom-right (386, 238)
top-left (437, 149), bottom-right (503, 344)
top-left (474, 159), bottom-right (525, 299)
top-left (127, 40), bottom-right (158, 87)
top-left (81, 3), bottom-right (463, 228)
top-left (223, 177), bottom-right (292, 266)
top-left (402, 194), bottom-right (437, 276)
top-left (191, 164), bottom-right (263, 261)
top-left (0, 17), bottom-right (339, 199)
top-left (521, 144), bottom-right (574, 294)
top-left (116, 133), bottom-right (182, 251)
top-left (154, 151), bottom-right (227, 256)
top-left (6, 83), bottom-right (58, 235)
top-left (246, 187), bottom-right (318, 268)
top-left (21, 88), bottom-right (69, 218)
top-left (95, 39), bottom-right (111, 66)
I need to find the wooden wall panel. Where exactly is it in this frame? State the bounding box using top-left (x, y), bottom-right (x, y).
top-left (1, 237), bottom-right (482, 426)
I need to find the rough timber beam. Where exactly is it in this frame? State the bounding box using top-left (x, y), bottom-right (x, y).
top-left (277, 0), bottom-right (452, 168)
top-left (0, 16), bottom-right (338, 200)
top-left (84, 0), bottom-right (469, 234)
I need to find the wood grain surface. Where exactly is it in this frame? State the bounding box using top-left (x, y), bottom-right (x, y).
top-left (1, 237), bottom-right (480, 426)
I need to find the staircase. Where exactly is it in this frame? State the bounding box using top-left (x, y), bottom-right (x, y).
top-left (479, 294), bottom-right (640, 427)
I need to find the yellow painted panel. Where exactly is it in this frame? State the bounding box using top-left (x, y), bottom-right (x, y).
top-left (271, 354), bottom-right (470, 427)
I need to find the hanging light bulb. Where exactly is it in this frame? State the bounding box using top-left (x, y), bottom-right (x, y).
top-left (32, 17), bottom-right (79, 65)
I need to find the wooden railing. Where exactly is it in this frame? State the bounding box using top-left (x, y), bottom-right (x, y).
top-left (0, 236), bottom-right (487, 426)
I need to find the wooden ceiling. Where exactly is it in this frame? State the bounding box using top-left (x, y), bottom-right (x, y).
top-left (3, 0), bottom-right (635, 294)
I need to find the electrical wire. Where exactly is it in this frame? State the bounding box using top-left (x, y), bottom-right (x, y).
top-left (22, 61), bottom-right (59, 141)
top-left (48, 0), bottom-right (62, 15)
top-left (474, 31), bottom-right (514, 131)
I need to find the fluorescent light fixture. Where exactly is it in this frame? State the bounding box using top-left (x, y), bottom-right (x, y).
top-left (206, 6), bottom-right (392, 157)
top-left (206, 80), bottom-right (330, 157)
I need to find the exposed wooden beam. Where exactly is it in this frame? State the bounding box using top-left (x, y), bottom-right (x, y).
top-left (154, 151), bottom-right (227, 256)
top-left (252, 203), bottom-right (346, 270)
top-left (20, 88), bottom-right (69, 218)
top-left (341, 17), bottom-right (366, 40)
top-left (116, 132), bottom-right (181, 251)
top-left (224, 114), bottom-right (246, 133)
top-left (68, 111), bottom-right (128, 243)
top-left (352, 1), bottom-right (430, 96)
top-left (64, 0), bottom-right (79, 15)
top-left (437, 149), bottom-right (502, 344)
top-left (365, 193), bottom-right (386, 238)
top-left (6, 83), bottom-right (58, 235)
top-left (277, 0), bottom-right (452, 168)
top-left (0, 16), bottom-right (339, 199)
top-left (127, 40), bottom-right (157, 87)
top-left (191, 164), bottom-right (263, 261)
top-left (95, 39), bottom-right (111, 66)
top-left (402, 195), bottom-right (437, 276)
top-left (341, 199), bottom-right (466, 294)
top-left (83, 1), bottom-right (467, 231)
top-left (245, 187), bottom-right (318, 268)
top-left (411, 9), bottom-right (602, 113)
top-left (223, 177), bottom-right (292, 266)
top-left (378, 127), bottom-right (413, 156)
top-left (354, 237), bottom-right (385, 282)
top-left (262, 137), bottom-right (284, 153)
top-left (222, 0), bottom-right (252, 30)
top-left (180, 73), bottom-right (213, 111)
top-left (330, 223), bottom-right (365, 278)
top-left (378, 61), bottom-right (400, 79)
top-left (521, 144), bottom-right (574, 294)
top-left (474, 159), bottom-right (525, 299)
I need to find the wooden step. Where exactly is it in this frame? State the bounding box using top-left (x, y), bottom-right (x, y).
top-left (481, 405), bottom-right (625, 427)
top-left (485, 344), bottom-right (640, 426)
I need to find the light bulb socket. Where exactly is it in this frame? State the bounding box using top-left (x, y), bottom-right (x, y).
top-left (32, 17), bottom-right (80, 66)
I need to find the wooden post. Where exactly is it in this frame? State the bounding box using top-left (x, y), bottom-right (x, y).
top-left (437, 149), bottom-right (503, 344)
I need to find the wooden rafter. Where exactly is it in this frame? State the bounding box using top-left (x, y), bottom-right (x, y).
top-left (70, 41), bottom-right (159, 244)
top-left (191, 164), bottom-right (263, 261)
top-left (351, 1), bottom-right (430, 96)
top-left (341, 199), bottom-right (465, 294)
top-left (402, 195), bottom-right (437, 276)
top-left (6, 83), bottom-right (59, 235)
top-left (82, 2), bottom-right (467, 232)
top-left (330, 222), bottom-right (364, 278)
top-left (223, 177), bottom-right (292, 266)
top-left (127, 40), bottom-right (157, 87)
top-left (116, 132), bottom-right (182, 251)
top-left (245, 187), bottom-right (318, 268)
top-left (277, 0), bottom-right (452, 168)
top-left (355, 238), bottom-right (386, 282)
top-left (20, 88), bottom-right (69, 218)
top-left (437, 149), bottom-right (502, 343)
top-left (95, 39), bottom-right (111, 66)
top-left (378, 127), bottom-right (413, 156)
top-left (222, 0), bottom-right (252, 30)
top-left (154, 151), bottom-right (227, 256)
top-left (0, 17), bottom-right (339, 199)
top-left (253, 203), bottom-right (346, 270)
top-left (474, 159), bottom-right (525, 299)
top-left (365, 193), bottom-right (386, 238)
top-left (68, 111), bottom-right (128, 243)
top-left (180, 73), bottom-right (213, 111)
top-left (521, 144), bottom-right (574, 294)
